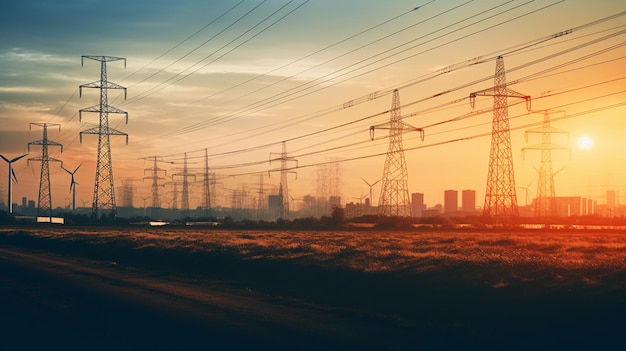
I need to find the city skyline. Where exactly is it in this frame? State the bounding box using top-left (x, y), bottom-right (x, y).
top-left (1, 0), bottom-right (625, 212)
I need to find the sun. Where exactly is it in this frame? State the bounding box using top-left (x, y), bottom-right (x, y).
top-left (578, 136), bottom-right (593, 150)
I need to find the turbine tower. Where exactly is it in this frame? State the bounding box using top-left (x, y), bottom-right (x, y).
top-left (28, 123), bottom-right (63, 220)
top-left (0, 153), bottom-right (28, 214)
top-left (470, 56), bottom-right (531, 222)
top-left (270, 142), bottom-right (297, 219)
top-left (370, 89), bottom-right (423, 217)
top-left (79, 55), bottom-right (129, 220)
top-left (522, 110), bottom-right (569, 218)
top-left (62, 163), bottom-right (82, 211)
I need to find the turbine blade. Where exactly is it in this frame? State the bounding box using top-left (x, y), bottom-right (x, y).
top-left (11, 153), bottom-right (29, 162)
top-left (11, 168), bottom-right (17, 183)
top-left (0, 154), bottom-right (9, 163)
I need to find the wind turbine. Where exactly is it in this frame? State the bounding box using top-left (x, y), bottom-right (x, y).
top-left (360, 177), bottom-right (381, 206)
top-left (517, 179), bottom-right (535, 207)
top-left (141, 196), bottom-right (149, 217)
top-left (0, 153), bottom-right (28, 214)
top-left (62, 163), bottom-right (82, 211)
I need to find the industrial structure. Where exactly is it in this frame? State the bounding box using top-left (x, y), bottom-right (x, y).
top-left (270, 142), bottom-right (297, 219)
top-left (79, 55), bottom-right (129, 220)
top-left (370, 89), bottom-right (423, 217)
top-left (470, 56), bottom-right (531, 222)
top-left (27, 123), bottom-right (63, 220)
top-left (522, 110), bottom-right (569, 217)
top-left (142, 155), bottom-right (168, 218)
top-left (171, 153), bottom-right (195, 218)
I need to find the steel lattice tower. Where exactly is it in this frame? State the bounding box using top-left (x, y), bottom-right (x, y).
top-left (202, 148), bottom-right (212, 218)
top-left (28, 123), bottom-right (63, 220)
top-left (370, 89), bottom-right (422, 217)
top-left (142, 155), bottom-right (167, 218)
top-left (522, 110), bottom-right (569, 217)
top-left (270, 142), bottom-right (297, 219)
top-left (470, 56), bottom-right (531, 222)
top-left (79, 56), bottom-right (129, 220)
top-left (172, 153), bottom-right (195, 218)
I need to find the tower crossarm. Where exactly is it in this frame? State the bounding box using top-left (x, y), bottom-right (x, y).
top-left (80, 104), bottom-right (128, 123)
top-left (470, 87), bottom-right (531, 111)
top-left (79, 81), bottom-right (127, 99)
top-left (28, 139), bottom-right (63, 153)
top-left (82, 55), bottom-right (126, 65)
top-left (370, 121), bottom-right (424, 141)
top-left (522, 143), bottom-right (571, 160)
top-left (80, 126), bottom-right (129, 144)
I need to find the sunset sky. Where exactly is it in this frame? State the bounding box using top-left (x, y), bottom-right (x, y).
top-left (0, 0), bottom-right (625, 211)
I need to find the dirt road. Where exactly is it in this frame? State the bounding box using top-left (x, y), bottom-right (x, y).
top-left (0, 248), bottom-right (392, 350)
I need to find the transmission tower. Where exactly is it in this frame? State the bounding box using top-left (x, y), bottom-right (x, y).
top-left (27, 123), bottom-right (63, 220)
top-left (79, 55), bottom-right (129, 220)
top-left (522, 110), bottom-right (569, 218)
top-left (172, 153), bottom-right (196, 218)
top-left (370, 89), bottom-right (423, 217)
top-left (141, 155), bottom-right (168, 218)
top-left (270, 142), bottom-right (297, 219)
top-left (254, 173), bottom-right (268, 220)
top-left (202, 148), bottom-right (212, 218)
top-left (119, 178), bottom-right (137, 208)
top-left (470, 56), bottom-right (531, 222)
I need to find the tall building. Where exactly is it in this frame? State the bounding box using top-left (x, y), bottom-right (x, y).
top-left (462, 190), bottom-right (476, 213)
top-left (607, 190), bottom-right (616, 209)
top-left (411, 192), bottom-right (424, 217)
top-left (444, 190), bottom-right (458, 214)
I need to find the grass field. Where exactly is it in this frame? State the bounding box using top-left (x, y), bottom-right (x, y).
top-left (1, 226), bottom-right (625, 349)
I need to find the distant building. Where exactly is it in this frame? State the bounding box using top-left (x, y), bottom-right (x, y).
top-left (329, 196), bottom-right (341, 209)
top-left (553, 196), bottom-right (594, 216)
top-left (411, 192), bottom-right (424, 217)
top-left (607, 190), bottom-right (616, 209)
top-left (461, 190), bottom-right (476, 213)
top-left (444, 190), bottom-right (458, 214)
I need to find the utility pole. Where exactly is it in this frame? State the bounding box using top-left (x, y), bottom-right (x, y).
top-left (0, 153), bottom-right (28, 214)
top-left (270, 142), bottom-right (297, 219)
top-left (79, 55), bottom-right (128, 221)
top-left (62, 163), bottom-right (82, 211)
top-left (522, 110), bottom-right (569, 218)
top-left (370, 89), bottom-right (423, 217)
top-left (470, 56), bottom-right (531, 223)
top-left (28, 123), bottom-right (63, 221)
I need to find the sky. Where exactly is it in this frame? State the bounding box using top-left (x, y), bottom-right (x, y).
top-left (0, 0), bottom-right (625, 212)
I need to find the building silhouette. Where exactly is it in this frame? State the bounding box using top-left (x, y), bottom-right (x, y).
top-left (444, 190), bottom-right (458, 214)
top-left (411, 192), bottom-right (424, 217)
top-left (462, 190), bottom-right (476, 213)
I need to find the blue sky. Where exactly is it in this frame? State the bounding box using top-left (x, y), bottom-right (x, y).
top-left (1, 0), bottom-right (625, 210)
